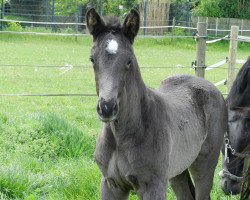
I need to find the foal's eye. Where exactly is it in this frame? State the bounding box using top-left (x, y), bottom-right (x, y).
top-left (90, 56), bottom-right (94, 64)
top-left (126, 59), bottom-right (132, 70)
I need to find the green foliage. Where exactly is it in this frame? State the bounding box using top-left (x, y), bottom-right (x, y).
top-left (0, 163), bottom-right (40, 199)
top-left (0, 112), bottom-right (96, 160)
top-left (192, 0), bottom-right (220, 17)
top-left (39, 113), bottom-right (96, 159)
top-left (0, 113), bottom-right (7, 125)
top-left (5, 22), bottom-right (22, 31)
top-left (48, 159), bottom-right (100, 200)
top-left (0, 155), bottom-right (101, 200)
top-left (101, 0), bottom-right (139, 17)
top-left (172, 27), bottom-right (186, 36)
top-left (5, 15), bottom-right (29, 21)
top-left (192, 0), bottom-right (250, 19)
top-left (54, 0), bottom-right (139, 17)
top-left (54, 0), bottom-right (89, 16)
top-left (170, 0), bottom-right (190, 22)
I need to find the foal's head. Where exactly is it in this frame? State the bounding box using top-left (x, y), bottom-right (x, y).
top-left (86, 8), bottom-right (140, 122)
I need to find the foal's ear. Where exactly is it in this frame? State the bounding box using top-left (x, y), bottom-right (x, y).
top-left (122, 9), bottom-right (140, 43)
top-left (86, 8), bottom-right (106, 38)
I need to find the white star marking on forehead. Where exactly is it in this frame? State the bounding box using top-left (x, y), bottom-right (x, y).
top-left (106, 39), bottom-right (119, 54)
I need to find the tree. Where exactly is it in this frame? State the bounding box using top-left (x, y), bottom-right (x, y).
top-left (9, 0), bottom-right (44, 19)
top-left (169, 0), bottom-right (193, 21)
top-left (53, 0), bottom-right (139, 17)
top-left (54, 0), bottom-right (89, 16)
top-left (191, 0), bottom-right (250, 19)
top-left (99, 0), bottom-right (139, 17)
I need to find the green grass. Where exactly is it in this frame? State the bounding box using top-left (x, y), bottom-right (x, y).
top-left (0, 34), bottom-right (249, 199)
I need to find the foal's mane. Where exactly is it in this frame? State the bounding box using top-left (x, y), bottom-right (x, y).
top-left (227, 57), bottom-right (250, 108)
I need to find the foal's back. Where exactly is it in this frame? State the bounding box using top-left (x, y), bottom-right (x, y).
top-left (158, 74), bottom-right (225, 117)
top-left (156, 74), bottom-right (227, 179)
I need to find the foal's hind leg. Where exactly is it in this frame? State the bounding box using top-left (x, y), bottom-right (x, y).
top-left (189, 151), bottom-right (220, 200)
top-left (101, 177), bottom-right (129, 200)
top-left (189, 105), bottom-right (226, 200)
top-left (170, 169), bottom-right (195, 200)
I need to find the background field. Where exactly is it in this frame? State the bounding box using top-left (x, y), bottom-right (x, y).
top-left (0, 34), bottom-right (249, 199)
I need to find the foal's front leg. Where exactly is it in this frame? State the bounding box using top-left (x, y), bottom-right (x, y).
top-left (138, 180), bottom-right (167, 200)
top-left (101, 177), bottom-right (129, 200)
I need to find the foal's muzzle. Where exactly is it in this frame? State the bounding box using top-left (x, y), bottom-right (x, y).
top-left (97, 98), bottom-right (118, 122)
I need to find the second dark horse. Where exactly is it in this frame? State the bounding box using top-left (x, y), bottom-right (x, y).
top-left (220, 57), bottom-right (250, 195)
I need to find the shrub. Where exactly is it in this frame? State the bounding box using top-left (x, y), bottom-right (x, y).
top-left (172, 27), bottom-right (186, 36)
top-left (5, 22), bottom-right (22, 32)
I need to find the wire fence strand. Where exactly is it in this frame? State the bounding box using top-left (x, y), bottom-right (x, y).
top-left (0, 93), bottom-right (97, 97)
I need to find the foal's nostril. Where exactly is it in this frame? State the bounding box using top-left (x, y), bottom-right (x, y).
top-left (113, 102), bottom-right (118, 113)
top-left (97, 98), bottom-right (118, 120)
top-left (97, 101), bottom-right (102, 114)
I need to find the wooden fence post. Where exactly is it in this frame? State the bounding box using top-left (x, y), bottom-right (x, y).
top-left (227, 26), bottom-right (239, 93)
top-left (241, 19), bottom-right (244, 35)
top-left (75, 13), bottom-right (78, 41)
top-left (51, 0), bottom-right (55, 32)
top-left (215, 18), bottom-right (218, 36)
top-left (171, 17), bottom-right (175, 44)
top-left (195, 22), bottom-right (207, 78)
top-left (143, 0), bottom-right (148, 36)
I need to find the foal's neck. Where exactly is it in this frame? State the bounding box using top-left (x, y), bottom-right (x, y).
top-left (110, 63), bottom-right (152, 141)
top-left (122, 63), bottom-right (147, 113)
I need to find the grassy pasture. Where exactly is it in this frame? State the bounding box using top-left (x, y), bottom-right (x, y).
top-left (0, 34), bottom-right (249, 199)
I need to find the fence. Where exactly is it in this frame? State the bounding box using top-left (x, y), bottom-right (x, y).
top-left (193, 16), bottom-right (250, 36)
top-left (0, 0), bottom-right (86, 33)
top-left (195, 24), bottom-right (250, 95)
top-left (1, 18), bottom-right (250, 39)
top-left (1, 1), bottom-right (250, 36)
top-left (0, 18), bottom-right (249, 97)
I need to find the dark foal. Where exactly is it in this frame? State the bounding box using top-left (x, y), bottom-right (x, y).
top-left (87, 8), bottom-right (227, 200)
